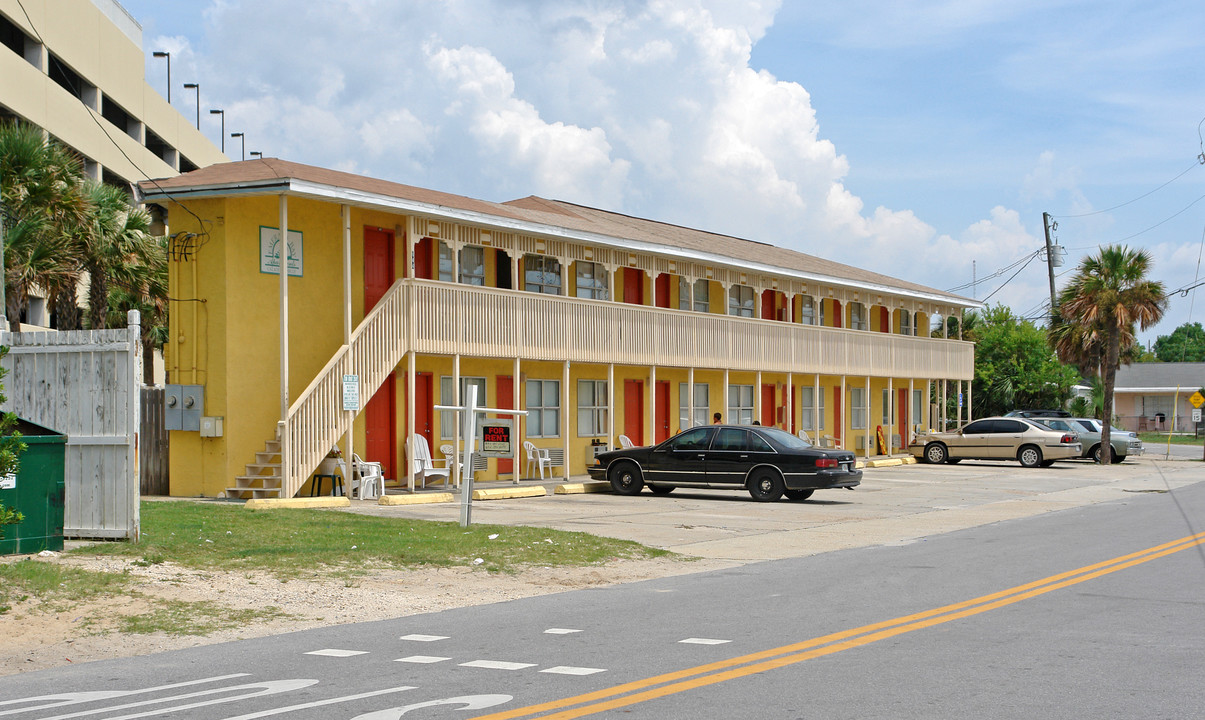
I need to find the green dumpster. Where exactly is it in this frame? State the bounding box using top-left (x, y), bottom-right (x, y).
top-left (0, 418), bottom-right (67, 555)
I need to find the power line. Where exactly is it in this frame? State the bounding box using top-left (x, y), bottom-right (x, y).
top-left (1052, 160), bottom-right (1201, 219)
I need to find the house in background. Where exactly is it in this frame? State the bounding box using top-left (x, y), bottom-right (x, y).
top-left (139, 158), bottom-right (978, 499)
top-left (1112, 362), bottom-right (1205, 433)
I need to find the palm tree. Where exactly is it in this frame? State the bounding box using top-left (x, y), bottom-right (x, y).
top-left (1056, 245), bottom-right (1166, 463)
top-left (0, 121), bottom-right (91, 330)
top-left (80, 181), bottom-right (154, 329)
top-left (106, 235), bottom-right (169, 373)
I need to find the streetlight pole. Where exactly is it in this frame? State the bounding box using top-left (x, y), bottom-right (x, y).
top-left (183, 83), bottom-right (199, 129)
top-left (250, 151), bottom-right (262, 159)
top-left (230, 132), bottom-right (245, 161)
top-left (152, 51), bottom-right (170, 102)
top-left (209, 109), bottom-right (225, 153)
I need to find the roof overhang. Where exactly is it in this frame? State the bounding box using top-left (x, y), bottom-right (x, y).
top-left (140, 176), bottom-right (981, 311)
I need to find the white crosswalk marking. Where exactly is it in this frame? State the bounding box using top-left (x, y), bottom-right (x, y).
top-left (540, 666), bottom-right (607, 675)
top-left (543, 628), bottom-right (582, 634)
top-left (679, 637), bottom-right (731, 645)
top-left (304, 649), bottom-right (368, 657)
top-left (459, 660), bottom-right (537, 670)
top-left (395, 656), bottom-right (451, 664)
top-left (399, 634), bottom-right (449, 642)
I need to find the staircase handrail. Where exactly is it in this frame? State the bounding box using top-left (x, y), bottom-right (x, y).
top-left (279, 279), bottom-right (409, 498)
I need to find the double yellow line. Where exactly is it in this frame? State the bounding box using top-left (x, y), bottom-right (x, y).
top-left (471, 530), bottom-right (1205, 720)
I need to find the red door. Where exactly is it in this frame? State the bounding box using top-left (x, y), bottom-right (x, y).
top-left (414, 236), bottom-right (433, 279)
top-left (832, 300), bottom-right (843, 328)
top-left (404, 372), bottom-right (433, 464)
top-left (497, 376), bottom-right (514, 475)
top-left (654, 274), bottom-right (670, 308)
top-left (880, 307), bottom-right (889, 333)
top-left (761, 384), bottom-right (775, 427)
top-left (655, 381), bottom-right (671, 442)
top-left (624, 379), bottom-right (644, 444)
top-left (833, 387), bottom-right (843, 445)
top-left (365, 375), bottom-right (396, 477)
top-left (623, 268), bottom-right (644, 305)
top-left (364, 227), bottom-right (397, 474)
top-left (761, 290), bottom-right (775, 320)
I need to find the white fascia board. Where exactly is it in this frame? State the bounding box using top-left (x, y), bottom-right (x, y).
top-left (1113, 387), bottom-right (1202, 393)
top-left (145, 177), bottom-right (978, 309)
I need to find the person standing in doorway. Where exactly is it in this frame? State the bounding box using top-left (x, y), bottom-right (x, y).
top-left (713, 412), bottom-right (722, 424)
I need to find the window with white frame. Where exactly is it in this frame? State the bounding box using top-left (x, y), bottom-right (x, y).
top-left (678, 383), bottom-right (710, 429)
top-left (575, 261), bottom-right (609, 300)
top-left (851, 387), bottom-right (867, 429)
top-left (728, 384), bottom-right (755, 425)
top-left (728, 285), bottom-right (754, 317)
top-left (849, 302), bottom-right (867, 330)
top-left (912, 389), bottom-right (924, 432)
top-left (881, 388), bottom-right (892, 425)
top-left (678, 276), bottom-right (692, 311)
top-left (820, 299), bottom-right (828, 326)
top-left (899, 308), bottom-right (914, 335)
top-left (800, 296), bottom-right (815, 325)
top-left (459, 245), bottom-right (485, 285)
top-left (525, 379), bottom-right (561, 437)
top-left (576, 379), bottom-right (608, 436)
top-left (800, 386), bottom-right (825, 431)
top-left (693, 279), bottom-right (709, 312)
top-left (439, 376), bottom-right (487, 439)
top-left (437, 241), bottom-right (454, 282)
top-left (524, 254), bottom-right (562, 295)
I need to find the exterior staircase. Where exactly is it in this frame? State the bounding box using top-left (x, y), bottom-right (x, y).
top-left (233, 277), bottom-right (408, 500)
top-left (227, 439), bottom-right (284, 499)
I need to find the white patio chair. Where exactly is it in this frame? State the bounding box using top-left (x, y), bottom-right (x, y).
top-left (523, 440), bottom-right (552, 480)
top-left (350, 454), bottom-right (384, 500)
top-left (409, 434), bottom-right (450, 489)
top-left (618, 434), bottom-right (635, 449)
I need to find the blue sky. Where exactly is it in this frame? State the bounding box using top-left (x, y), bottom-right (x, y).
top-left (122, 0), bottom-right (1205, 347)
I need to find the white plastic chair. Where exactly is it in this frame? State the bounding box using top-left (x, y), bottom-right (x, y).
top-left (410, 434), bottom-right (450, 488)
top-left (350, 454), bottom-right (384, 500)
top-left (523, 440), bottom-right (552, 480)
top-left (618, 434), bottom-right (635, 449)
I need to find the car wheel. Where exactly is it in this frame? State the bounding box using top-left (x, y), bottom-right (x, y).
top-left (1018, 445), bottom-right (1043, 468)
top-left (648, 484), bottom-right (674, 495)
top-left (924, 443), bottom-right (948, 464)
top-left (747, 469), bottom-right (785, 502)
top-left (784, 488), bottom-right (815, 501)
top-left (1089, 444), bottom-right (1102, 463)
top-left (1111, 454), bottom-right (1126, 464)
top-left (609, 462), bottom-right (644, 495)
top-left (1040, 459), bottom-right (1056, 467)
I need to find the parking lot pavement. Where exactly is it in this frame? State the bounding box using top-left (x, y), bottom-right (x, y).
top-left (345, 454), bottom-right (1205, 563)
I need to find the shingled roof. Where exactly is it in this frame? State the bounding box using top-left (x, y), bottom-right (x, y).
top-left (139, 158), bottom-right (976, 307)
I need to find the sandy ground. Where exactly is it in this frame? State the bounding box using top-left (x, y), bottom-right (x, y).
top-left (0, 550), bottom-right (734, 677)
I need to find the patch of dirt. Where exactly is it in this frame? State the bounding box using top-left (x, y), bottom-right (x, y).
top-left (0, 552), bottom-right (737, 676)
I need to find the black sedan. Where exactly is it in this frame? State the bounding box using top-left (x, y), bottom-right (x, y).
top-left (587, 424), bottom-right (862, 501)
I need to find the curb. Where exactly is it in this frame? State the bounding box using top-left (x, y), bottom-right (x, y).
top-left (379, 492), bottom-right (456, 506)
top-left (471, 486), bottom-right (548, 500)
top-left (861, 456), bottom-right (918, 469)
top-left (555, 481), bottom-right (612, 494)
top-left (245, 497), bottom-right (351, 509)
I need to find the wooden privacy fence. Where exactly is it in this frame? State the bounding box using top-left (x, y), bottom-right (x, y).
top-left (140, 386), bottom-right (169, 495)
top-left (0, 311), bottom-right (142, 541)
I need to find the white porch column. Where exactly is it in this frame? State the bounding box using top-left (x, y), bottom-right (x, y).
top-left (864, 376), bottom-right (872, 459)
top-left (562, 360), bottom-right (571, 479)
top-left (887, 377), bottom-right (894, 453)
top-left (452, 354), bottom-right (460, 487)
top-left (278, 194), bottom-right (290, 493)
top-left (341, 204), bottom-right (354, 464)
top-left (407, 352), bottom-right (416, 492)
top-left (840, 375), bottom-right (847, 448)
top-left (607, 363), bottom-right (615, 449)
top-left (687, 368), bottom-right (695, 429)
top-left (514, 357), bottom-right (522, 469)
top-left (786, 374), bottom-right (793, 431)
top-left (814, 375), bottom-right (821, 439)
top-left (723, 369), bottom-right (730, 424)
top-left (648, 365), bottom-right (656, 445)
top-left (755, 371), bottom-right (762, 425)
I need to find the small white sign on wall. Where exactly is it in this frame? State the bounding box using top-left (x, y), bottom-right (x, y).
top-left (342, 375), bottom-right (360, 412)
top-left (260, 226), bottom-right (303, 277)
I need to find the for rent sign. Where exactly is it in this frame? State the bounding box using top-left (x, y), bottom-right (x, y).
top-left (478, 419), bottom-right (513, 458)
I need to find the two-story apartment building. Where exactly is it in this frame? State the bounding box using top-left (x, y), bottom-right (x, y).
top-left (139, 158), bottom-right (977, 499)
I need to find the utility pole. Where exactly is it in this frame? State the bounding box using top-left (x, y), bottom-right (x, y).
top-left (1043, 212), bottom-right (1059, 323)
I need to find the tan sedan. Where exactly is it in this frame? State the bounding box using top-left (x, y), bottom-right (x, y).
top-left (909, 417), bottom-right (1082, 468)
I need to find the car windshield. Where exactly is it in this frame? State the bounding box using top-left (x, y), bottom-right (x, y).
top-left (1074, 419), bottom-right (1098, 432)
top-left (756, 426), bottom-right (812, 449)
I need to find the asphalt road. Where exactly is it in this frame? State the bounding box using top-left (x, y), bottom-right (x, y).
top-left (4, 458), bottom-right (1204, 719)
